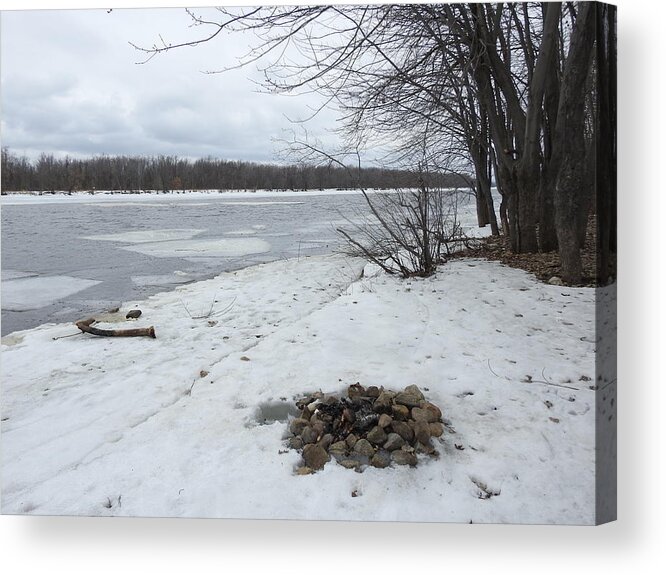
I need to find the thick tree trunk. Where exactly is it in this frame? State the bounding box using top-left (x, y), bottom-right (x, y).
top-left (555, 151), bottom-right (587, 284)
top-left (539, 168), bottom-right (558, 251)
top-left (553, 2), bottom-right (596, 284)
top-left (595, 3), bottom-right (617, 283)
top-left (514, 164), bottom-right (539, 253)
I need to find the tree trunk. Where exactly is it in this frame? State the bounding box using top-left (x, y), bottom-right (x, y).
top-left (555, 151), bottom-right (587, 284)
top-left (553, 2), bottom-right (596, 284)
top-left (538, 22), bottom-right (561, 253)
top-left (514, 164), bottom-right (539, 253)
top-left (513, 2), bottom-right (560, 255)
top-left (539, 167), bottom-right (558, 251)
top-left (475, 182), bottom-right (490, 227)
top-left (595, 2), bottom-right (617, 283)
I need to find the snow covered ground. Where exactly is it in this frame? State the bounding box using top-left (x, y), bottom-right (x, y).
top-left (1, 250), bottom-right (601, 524)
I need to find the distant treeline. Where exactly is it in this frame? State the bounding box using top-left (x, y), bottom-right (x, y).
top-left (0, 149), bottom-right (466, 193)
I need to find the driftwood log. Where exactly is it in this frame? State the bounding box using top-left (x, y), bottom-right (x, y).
top-left (75, 317), bottom-right (156, 338)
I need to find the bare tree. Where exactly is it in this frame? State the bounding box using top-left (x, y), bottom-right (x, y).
top-left (130, 3), bottom-right (616, 284)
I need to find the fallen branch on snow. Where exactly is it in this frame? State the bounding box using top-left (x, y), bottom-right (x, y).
top-left (75, 317), bottom-right (156, 338)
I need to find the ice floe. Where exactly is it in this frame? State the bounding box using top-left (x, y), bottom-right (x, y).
top-left (122, 237), bottom-right (271, 259)
top-left (82, 229), bottom-right (204, 243)
top-left (2, 275), bottom-right (101, 311)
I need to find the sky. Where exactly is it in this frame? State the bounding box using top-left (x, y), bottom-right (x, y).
top-left (1, 5), bottom-right (343, 163)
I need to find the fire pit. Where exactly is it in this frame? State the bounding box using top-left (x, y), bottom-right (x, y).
top-left (286, 384), bottom-right (445, 474)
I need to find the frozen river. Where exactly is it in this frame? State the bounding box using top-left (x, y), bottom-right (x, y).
top-left (1, 190), bottom-right (370, 336)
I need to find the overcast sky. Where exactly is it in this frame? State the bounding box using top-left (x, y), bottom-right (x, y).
top-left (1, 6), bottom-right (343, 163)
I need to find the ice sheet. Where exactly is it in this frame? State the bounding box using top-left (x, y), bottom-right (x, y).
top-left (131, 274), bottom-right (193, 287)
top-left (82, 229), bottom-right (204, 243)
top-left (221, 201), bottom-right (304, 206)
top-left (1, 275), bottom-right (101, 311)
top-left (122, 237), bottom-right (271, 258)
top-left (225, 229), bottom-right (258, 236)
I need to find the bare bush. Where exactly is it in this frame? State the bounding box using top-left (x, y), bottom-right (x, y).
top-left (337, 182), bottom-right (471, 278)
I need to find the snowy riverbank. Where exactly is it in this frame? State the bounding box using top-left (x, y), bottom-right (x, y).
top-left (1, 253), bottom-right (601, 523)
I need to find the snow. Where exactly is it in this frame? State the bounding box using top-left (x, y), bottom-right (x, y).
top-left (1, 275), bottom-right (101, 311)
top-left (0, 253), bottom-right (602, 524)
top-left (0, 188), bottom-right (418, 206)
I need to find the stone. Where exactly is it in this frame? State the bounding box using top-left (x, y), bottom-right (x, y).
top-left (371, 451), bottom-right (391, 469)
top-left (391, 404), bottom-right (410, 421)
top-left (391, 450), bottom-right (417, 466)
top-left (339, 459), bottom-right (361, 470)
top-left (365, 386), bottom-right (381, 398)
top-left (353, 438), bottom-right (375, 457)
top-left (300, 425), bottom-right (319, 445)
top-left (415, 441), bottom-right (437, 455)
top-left (414, 419), bottom-right (432, 446)
top-left (307, 400), bottom-right (319, 413)
top-left (384, 432), bottom-right (405, 452)
top-left (548, 276), bottom-right (564, 286)
top-left (289, 417), bottom-right (310, 436)
top-left (348, 383), bottom-right (366, 398)
top-left (373, 392), bottom-right (393, 413)
top-left (303, 444), bottom-right (330, 470)
top-left (366, 425), bottom-right (387, 446)
top-left (295, 466), bottom-right (314, 475)
top-left (329, 441), bottom-right (348, 454)
top-left (412, 403), bottom-right (441, 423)
top-left (394, 391), bottom-right (422, 408)
top-left (428, 422), bottom-right (444, 437)
top-left (390, 420), bottom-right (414, 443)
top-left (345, 433), bottom-right (359, 449)
top-left (288, 436), bottom-right (304, 450)
top-left (378, 413), bottom-right (393, 428)
top-left (404, 385), bottom-right (425, 400)
top-left (421, 402), bottom-right (442, 422)
top-left (126, 309), bottom-right (142, 319)
top-left (317, 433), bottom-right (334, 451)
top-left (312, 422), bottom-right (326, 438)
top-left (411, 407), bottom-right (429, 421)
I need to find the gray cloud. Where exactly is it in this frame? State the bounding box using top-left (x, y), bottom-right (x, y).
top-left (1, 7), bottom-right (342, 163)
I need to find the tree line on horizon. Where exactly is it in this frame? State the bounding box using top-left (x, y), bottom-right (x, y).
top-left (0, 148), bottom-right (465, 194)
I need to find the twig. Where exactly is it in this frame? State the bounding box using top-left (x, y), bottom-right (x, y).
top-left (524, 378), bottom-right (580, 391)
top-left (185, 379), bottom-right (196, 396)
top-left (486, 359), bottom-right (509, 380)
top-left (52, 332), bottom-right (83, 341)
